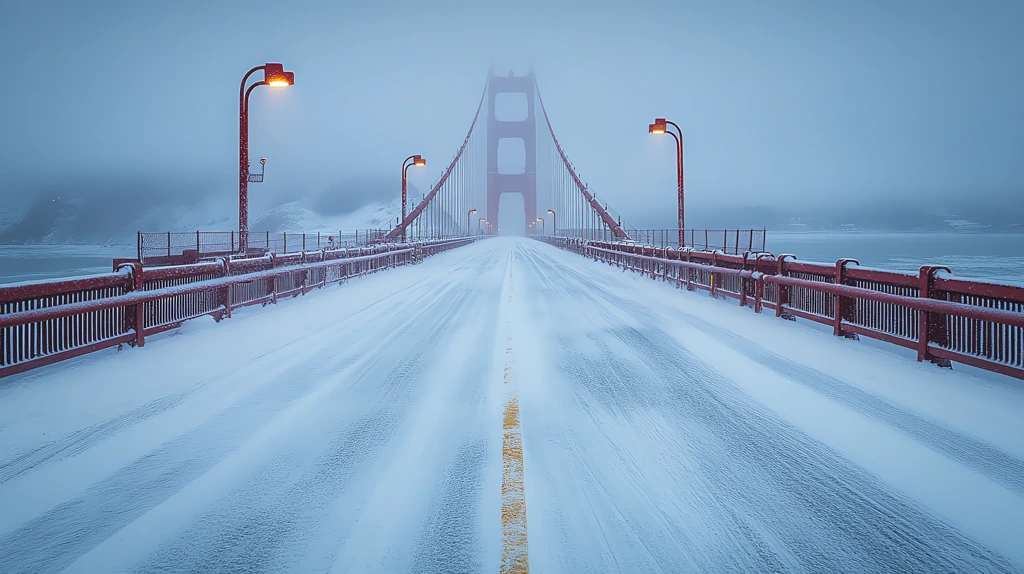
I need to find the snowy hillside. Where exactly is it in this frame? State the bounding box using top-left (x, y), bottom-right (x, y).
top-left (252, 198), bottom-right (402, 233)
top-left (0, 192), bottom-right (403, 245)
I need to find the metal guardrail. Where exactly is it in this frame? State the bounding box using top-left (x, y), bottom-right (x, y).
top-left (0, 238), bottom-right (476, 378)
top-left (540, 237), bottom-right (1024, 380)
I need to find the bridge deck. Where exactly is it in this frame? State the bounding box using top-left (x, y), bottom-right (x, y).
top-left (1, 238), bottom-right (1023, 572)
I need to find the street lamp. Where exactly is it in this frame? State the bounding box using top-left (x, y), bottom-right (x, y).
top-left (239, 63), bottom-right (294, 253)
top-left (401, 155), bottom-right (426, 242)
top-left (547, 209), bottom-right (557, 236)
top-left (536, 217), bottom-right (545, 234)
top-left (649, 117), bottom-right (684, 247)
top-left (467, 209), bottom-right (477, 237)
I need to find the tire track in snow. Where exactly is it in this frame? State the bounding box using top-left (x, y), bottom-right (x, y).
top-left (410, 440), bottom-right (489, 574)
top-left (523, 239), bottom-right (1024, 496)
top-left (663, 309), bottom-right (1024, 495)
top-left (554, 341), bottom-right (792, 572)
top-left (516, 240), bottom-right (1019, 572)
top-left (0, 383), bottom-right (202, 485)
top-left (123, 258), bottom-right (492, 573)
top-left (0, 271), bottom-right (475, 573)
top-left (0, 268), bottom-right (452, 493)
top-left (0, 361), bottom-right (335, 574)
top-left (611, 324), bottom-right (1018, 572)
top-left (136, 407), bottom-right (407, 574)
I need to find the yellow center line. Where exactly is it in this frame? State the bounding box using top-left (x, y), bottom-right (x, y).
top-left (501, 248), bottom-right (529, 573)
top-left (501, 396), bottom-right (528, 573)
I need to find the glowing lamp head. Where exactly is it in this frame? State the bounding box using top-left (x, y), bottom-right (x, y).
top-left (470, 209), bottom-right (477, 213)
top-left (413, 155), bottom-right (426, 167)
top-left (264, 63), bottom-right (294, 88)
top-left (649, 123), bottom-right (666, 135)
top-left (547, 209), bottom-right (554, 214)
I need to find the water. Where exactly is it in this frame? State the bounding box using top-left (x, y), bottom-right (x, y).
top-left (0, 234), bottom-right (1022, 286)
top-left (0, 244), bottom-right (134, 285)
top-left (767, 232), bottom-right (1024, 283)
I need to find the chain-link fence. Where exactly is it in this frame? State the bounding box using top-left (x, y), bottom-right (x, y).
top-left (622, 229), bottom-right (767, 254)
top-left (138, 230), bottom-right (383, 265)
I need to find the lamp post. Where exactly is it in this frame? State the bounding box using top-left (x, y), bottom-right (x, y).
top-left (478, 217), bottom-right (486, 234)
top-left (239, 63), bottom-right (294, 253)
top-left (536, 217), bottom-right (545, 234)
top-left (401, 155), bottom-right (426, 243)
top-left (649, 117), bottom-right (684, 247)
top-left (467, 209), bottom-right (477, 237)
top-left (547, 209), bottom-right (556, 236)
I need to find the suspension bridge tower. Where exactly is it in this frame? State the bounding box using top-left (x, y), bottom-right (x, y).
top-left (486, 69), bottom-right (537, 233)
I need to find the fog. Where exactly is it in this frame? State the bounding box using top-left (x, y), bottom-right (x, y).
top-left (1, 0), bottom-right (1022, 235)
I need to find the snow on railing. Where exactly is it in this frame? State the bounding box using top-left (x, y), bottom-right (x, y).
top-left (539, 236), bottom-right (1024, 380)
top-left (0, 238), bottom-right (477, 378)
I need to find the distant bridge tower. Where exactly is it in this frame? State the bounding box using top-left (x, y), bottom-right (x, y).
top-left (487, 69), bottom-right (537, 233)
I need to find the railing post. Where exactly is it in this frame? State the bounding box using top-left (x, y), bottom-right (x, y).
top-left (754, 274), bottom-right (764, 313)
top-left (221, 257), bottom-right (232, 318)
top-left (833, 259), bottom-right (860, 337)
top-left (753, 253), bottom-right (774, 313)
top-left (268, 254), bottom-right (278, 304)
top-left (739, 253), bottom-right (749, 307)
top-left (167, 231), bottom-right (172, 257)
top-left (231, 231), bottom-right (235, 252)
top-left (776, 255), bottom-right (796, 318)
top-left (685, 250), bottom-right (693, 290)
top-left (917, 266), bottom-right (952, 364)
top-left (322, 249), bottom-right (328, 288)
top-left (710, 252), bottom-right (718, 298)
top-left (121, 262), bottom-right (146, 348)
top-left (137, 231), bottom-right (143, 262)
top-left (196, 230), bottom-right (201, 256)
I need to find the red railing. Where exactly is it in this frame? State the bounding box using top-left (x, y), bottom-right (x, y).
top-left (0, 238), bottom-right (476, 378)
top-left (542, 237), bottom-right (1024, 380)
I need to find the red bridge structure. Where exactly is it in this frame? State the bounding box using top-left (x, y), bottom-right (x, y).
top-left (1, 73), bottom-right (1022, 381)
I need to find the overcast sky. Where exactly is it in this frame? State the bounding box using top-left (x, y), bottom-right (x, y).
top-left (1, 0), bottom-right (1021, 227)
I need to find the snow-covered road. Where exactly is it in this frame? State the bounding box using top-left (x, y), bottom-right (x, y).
top-left (2, 237), bottom-right (1023, 572)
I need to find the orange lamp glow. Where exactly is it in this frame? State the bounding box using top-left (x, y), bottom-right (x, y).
top-left (264, 64), bottom-right (295, 88)
top-left (414, 157), bottom-right (426, 167)
top-left (649, 123), bottom-right (666, 135)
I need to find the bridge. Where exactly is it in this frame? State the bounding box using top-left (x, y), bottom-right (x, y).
top-left (1, 71), bottom-right (1024, 573)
